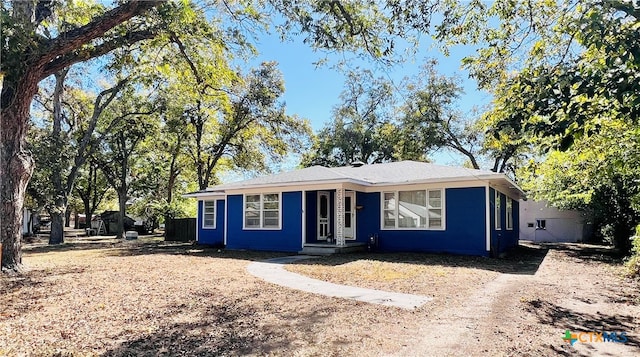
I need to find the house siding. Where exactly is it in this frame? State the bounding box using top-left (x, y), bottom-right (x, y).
top-left (490, 188), bottom-right (519, 255)
top-left (226, 192), bottom-right (303, 252)
top-left (357, 187), bottom-right (488, 256)
top-left (305, 191), bottom-right (317, 243)
top-left (197, 199), bottom-right (225, 246)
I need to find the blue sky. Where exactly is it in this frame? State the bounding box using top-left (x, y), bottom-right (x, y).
top-left (242, 30), bottom-right (492, 168)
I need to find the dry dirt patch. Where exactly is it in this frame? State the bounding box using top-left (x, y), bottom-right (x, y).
top-left (285, 248), bottom-right (546, 312)
top-left (1, 239), bottom-right (637, 356)
top-left (1, 238), bottom-right (425, 356)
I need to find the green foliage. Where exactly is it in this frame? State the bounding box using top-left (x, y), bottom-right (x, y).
top-left (453, 1), bottom-right (640, 254)
top-left (625, 225), bottom-right (640, 278)
top-left (302, 69), bottom-right (400, 166)
top-left (518, 120), bottom-right (640, 253)
top-left (303, 60), bottom-right (511, 170)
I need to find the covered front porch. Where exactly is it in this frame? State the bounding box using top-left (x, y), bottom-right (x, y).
top-left (299, 187), bottom-right (368, 255)
top-left (299, 242), bottom-right (367, 255)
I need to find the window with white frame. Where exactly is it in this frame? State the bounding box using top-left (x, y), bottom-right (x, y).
top-left (382, 189), bottom-right (443, 229)
top-left (506, 198), bottom-right (513, 230)
top-left (244, 193), bottom-right (280, 229)
top-left (495, 190), bottom-right (502, 230)
top-left (203, 201), bottom-right (216, 228)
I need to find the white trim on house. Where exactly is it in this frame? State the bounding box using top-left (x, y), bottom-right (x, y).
top-left (379, 188), bottom-right (446, 231)
top-left (318, 191), bottom-right (331, 240)
top-left (195, 201), bottom-right (200, 243)
top-left (301, 190), bottom-right (306, 248)
top-left (202, 200), bottom-right (217, 229)
top-left (184, 162), bottom-right (525, 203)
top-left (223, 194), bottom-right (228, 245)
top-left (183, 191), bottom-right (225, 199)
top-left (344, 190), bottom-right (356, 240)
top-left (242, 192), bottom-right (282, 230)
top-left (506, 198), bottom-right (513, 230)
top-left (221, 180), bottom-right (499, 196)
top-left (495, 190), bottom-right (502, 230)
top-left (485, 182), bottom-right (491, 252)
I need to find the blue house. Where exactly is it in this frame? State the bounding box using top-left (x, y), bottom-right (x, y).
top-left (185, 161), bottom-right (525, 257)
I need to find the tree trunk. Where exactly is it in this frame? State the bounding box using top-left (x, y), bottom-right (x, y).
top-left (48, 196), bottom-right (67, 244)
top-left (83, 200), bottom-right (91, 227)
top-left (65, 207), bottom-right (71, 228)
top-left (0, 148), bottom-right (33, 271)
top-left (117, 188), bottom-right (127, 239)
top-left (49, 69), bottom-right (69, 245)
top-left (1, 73), bottom-right (39, 271)
top-left (49, 207), bottom-right (65, 244)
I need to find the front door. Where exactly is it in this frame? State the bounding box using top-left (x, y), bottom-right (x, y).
top-left (344, 191), bottom-right (355, 240)
top-left (317, 191), bottom-right (330, 240)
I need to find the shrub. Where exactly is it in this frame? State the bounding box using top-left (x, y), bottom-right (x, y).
top-left (625, 225), bottom-right (640, 278)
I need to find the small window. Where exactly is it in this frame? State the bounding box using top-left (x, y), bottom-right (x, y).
top-left (428, 190), bottom-right (442, 228)
top-left (536, 219), bottom-right (546, 230)
top-left (527, 223), bottom-right (534, 228)
top-left (383, 192), bottom-right (396, 228)
top-left (506, 199), bottom-right (513, 230)
top-left (495, 190), bottom-right (502, 230)
top-left (203, 201), bottom-right (216, 229)
top-left (244, 193), bottom-right (281, 229)
top-left (244, 194), bottom-right (261, 228)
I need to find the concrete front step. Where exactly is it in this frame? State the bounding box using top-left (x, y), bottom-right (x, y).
top-left (299, 243), bottom-right (367, 255)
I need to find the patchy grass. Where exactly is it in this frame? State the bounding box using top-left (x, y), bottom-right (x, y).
top-left (285, 246), bottom-right (548, 311)
top-left (1, 238), bottom-right (637, 356)
top-left (1, 237), bottom-right (424, 356)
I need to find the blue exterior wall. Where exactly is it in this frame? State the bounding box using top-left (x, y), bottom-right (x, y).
top-left (490, 188), bottom-right (520, 255)
top-left (198, 185), bottom-right (519, 256)
top-left (503, 199), bottom-right (520, 249)
top-left (357, 187), bottom-right (489, 256)
top-left (304, 190), bottom-right (337, 243)
top-left (305, 191), bottom-right (318, 243)
top-left (197, 199), bottom-right (225, 246)
top-left (226, 192), bottom-right (303, 252)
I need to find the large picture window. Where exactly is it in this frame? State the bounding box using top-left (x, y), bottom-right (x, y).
top-left (203, 201), bottom-right (216, 229)
top-left (382, 189), bottom-right (443, 229)
top-left (244, 193), bottom-right (281, 229)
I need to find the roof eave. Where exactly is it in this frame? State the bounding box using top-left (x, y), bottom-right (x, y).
top-left (182, 191), bottom-right (226, 199)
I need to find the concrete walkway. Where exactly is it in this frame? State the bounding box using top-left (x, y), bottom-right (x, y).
top-left (247, 256), bottom-right (431, 310)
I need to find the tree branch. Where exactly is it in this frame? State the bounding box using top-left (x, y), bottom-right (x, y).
top-left (38, 1), bottom-right (161, 72)
top-left (42, 30), bottom-right (157, 79)
top-left (66, 78), bottom-right (130, 195)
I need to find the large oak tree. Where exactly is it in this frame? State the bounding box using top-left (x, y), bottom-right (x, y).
top-left (1, 0), bottom-right (457, 271)
top-left (1, 0), bottom-right (163, 271)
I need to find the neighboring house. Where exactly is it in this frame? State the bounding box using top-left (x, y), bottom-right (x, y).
top-left (185, 161), bottom-right (525, 257)
top-left (23, 208), bottom-right (34, 235)
top-left (519, 200), bottom-right (590, 243)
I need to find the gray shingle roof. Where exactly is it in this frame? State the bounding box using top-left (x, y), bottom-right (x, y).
top-left (329, 160), bottom-right (497, 184)
top-left (208, 160), bottom-right (503, 190)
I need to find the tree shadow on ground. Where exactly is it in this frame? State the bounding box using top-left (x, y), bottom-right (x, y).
top-left (288, 243), bottom-right (550, 275)
top-left (101, 298), bottom-right (337, 356)
top-left (540, 242), bottom-right (627, 265)
top-left (23, 236), bottom-right (290, 262)
top-left (23, 238), bottom-right (552, 272)
top-left (525, 299), bottom-right (639, 350)
top-left (1, 266), bottom-right (87, 322)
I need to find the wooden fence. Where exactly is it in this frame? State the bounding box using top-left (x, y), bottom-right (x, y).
top-left (165, 218), bottom-right (196, 242)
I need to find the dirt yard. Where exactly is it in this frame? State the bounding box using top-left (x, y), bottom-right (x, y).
top-left (1, 237), bottom-right (638, 356)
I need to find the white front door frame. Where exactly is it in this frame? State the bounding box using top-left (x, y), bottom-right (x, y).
top-left (344, 191), bottom-right (356, 240)
top-left (317, 191), bottom-right (330, 240)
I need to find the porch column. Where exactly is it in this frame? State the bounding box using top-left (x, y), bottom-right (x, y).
top-left (336, 187), bottom-right (345, 246)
